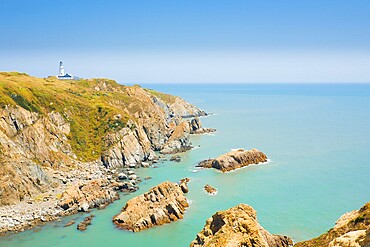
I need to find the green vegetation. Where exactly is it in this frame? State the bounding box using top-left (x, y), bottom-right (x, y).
top-left (0, 72), bottom-right (165, 161)
top-left (144, 88), bottom-right (177, 105)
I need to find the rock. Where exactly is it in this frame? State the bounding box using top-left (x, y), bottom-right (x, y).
top-left (128, 174), bottom-right (137, 180)
top-left (179, 178), bottom-right (189, 194)
top-left (190, 204), bottom-right (292, 247)
top-left (160, 121), bottom-right (192, 154)
top-left (64, 220), bottom-right (75, 227)
top-left (190, 117), bottom-right (216, 134)
top-left (295, 202), bottom-right (370, 247)
top-left (197, 148), bottom-right (268, 172)
top-left (141, 162), bottom-right (150, 168)
top-left (77, 214), bottom-right (95, 231)
top-left (170, 155), bottom-right (182, 162)
top-left (204, 184), bottom-right (217, 195)
top-left (144, 176), bottom-right (152, 180)
top-left (112, 181), bottom-right (189, 232)
top-left (117, 173), bottom-right (127, 180)
top-left (58, 179), bottom-right (119, 213)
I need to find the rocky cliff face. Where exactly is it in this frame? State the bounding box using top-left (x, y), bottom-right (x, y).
top-left (197, 148), bottom-right (268, 172)
top-left (0, 72), bottom-right (210, 208)
top-left (190, 204), bottom-right (293, 247)
top-left (113, 180), bottom-right (189, 232)
top-left (295, 202), bottom-right (370, 247)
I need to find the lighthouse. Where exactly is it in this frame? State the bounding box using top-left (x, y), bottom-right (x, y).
top-left (59, 61), bottom-right (65, 76)
top-left (57, 61), bottom-right (77, 80)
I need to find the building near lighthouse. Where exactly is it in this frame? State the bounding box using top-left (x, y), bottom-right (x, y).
top-left (57, 61), bottom-right (78, 80)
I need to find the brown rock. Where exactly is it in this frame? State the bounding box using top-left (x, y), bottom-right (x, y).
top-left (295, 202), bottom-right (370, 247)
top-left (112, 181), bottom-right (189, 232)
top-left (77, 214), bottom-right (95, 231)
top-left (197, 148), bottom-right (268, 172)
top-left (179, 178), bottom-right (190, 193)
top-left (204, 184), bottom-right (217, 195)
top-left (58, 179), bottom-right (119, 213)
top-left (64, 220), bottom-right (75, 227)
top-left (190, 204), bottom-right (292, 247)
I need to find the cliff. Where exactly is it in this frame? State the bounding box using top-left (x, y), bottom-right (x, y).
top-left (0, 72), bottom-right (208, 208)
top-left (197, 148), bottom-right (268, 172)
top-left (113, 180), bottom-right (189, 232)
top-left (190, 204), bottom-right (293, 247)
top-left (295, 202), bottom-right (370, 247)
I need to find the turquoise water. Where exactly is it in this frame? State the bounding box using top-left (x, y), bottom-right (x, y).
top-left (2, 84), bottom-right (370, 246)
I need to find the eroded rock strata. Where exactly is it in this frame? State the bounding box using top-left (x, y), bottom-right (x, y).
top-left (112, 180), bottom-right (189, 232)
top-left (197, 148), bottom-right (268, 172)
top-left (190, 204), bottom-right (292, 247)
top-left (295, 202), bottom-right (370, 247)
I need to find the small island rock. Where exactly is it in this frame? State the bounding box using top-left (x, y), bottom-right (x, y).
top-left (197, 148), bottom-right (268, 172)
top-left (190, 204), bottom-right (292, 247)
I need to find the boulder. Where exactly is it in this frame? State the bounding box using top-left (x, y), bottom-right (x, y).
top-left (204, 184), bottom-right (217, 195)
top-left (190, 204), bottom-right (292, 247)
top-left (112, 181), bottom-right (189, 232)
top-left (197, 148), bottom-right (268, 172)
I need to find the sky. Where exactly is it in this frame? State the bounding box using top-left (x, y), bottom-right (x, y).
top-left (0, 0), bottom-right (370, 83)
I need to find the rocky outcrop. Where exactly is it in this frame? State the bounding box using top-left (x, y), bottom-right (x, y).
top-left (113, 180), bottom-right (189, 232)
top-left (204, 184), bottom-right (217, 195)
top-left (190, 117), bottom-right (216, 134)
top-left (295, 202), bottom-right (370, 247)
top-left (58, 178), bottom-right (119, 213)
top-left (197, 148), bottom-right (268, 172)
top-left (59, 179), bottom-right (119, 212)
top-left (77, 214), bottom-right (95, 231)
top-left (160, 121), bottom-right (192, 154)
top-left (101, 120), bottom-right (155, 169)
top-left (190, 204), bottom-right (292, 247)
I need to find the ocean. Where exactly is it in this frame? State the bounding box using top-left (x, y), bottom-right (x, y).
top-left (2, 83), bottom-right (370, 246)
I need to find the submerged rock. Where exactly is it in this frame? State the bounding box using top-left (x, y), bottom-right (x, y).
top-left (190, 204), bottom-right (292, 247)
top-left (170, 155), bottom-right (182, 162)
top-left (197, 148), bottom-right (268, 172)
top-left (295, 202), bottom-right (370, 247)
top-left (77, 214), bottom-right (95, 231)
top-left (112, 181), bottom-right (189, 232)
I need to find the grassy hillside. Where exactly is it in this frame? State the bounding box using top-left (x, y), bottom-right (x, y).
top-left (0, 72), bottom-right (178, 161)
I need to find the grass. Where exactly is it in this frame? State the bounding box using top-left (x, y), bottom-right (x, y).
top-left (0, 72), bottom-right (170, 161)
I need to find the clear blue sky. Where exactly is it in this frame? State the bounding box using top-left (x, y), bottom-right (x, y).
top-left (1, 0), bottom-right (370, 83)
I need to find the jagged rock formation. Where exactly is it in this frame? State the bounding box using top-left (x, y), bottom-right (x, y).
top-left (295, 202), bottom-right (370, 247)
top-left (204, 184), bottom-right (217, 195)
top-left (197, 148), bottom-right (268, 172)
top-left (160, 121), bottom-right (192, 154)
top-left (190, 117), bottom-right (216, 134)
top-left (190, 204), bottom-right (292, 247)
top-left (58, 178), bottom-right (119, 213)
top-left (113, 180), bottom-right (189, 232)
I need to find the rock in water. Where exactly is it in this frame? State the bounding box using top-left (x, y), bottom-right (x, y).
top-left (112, 181), bottom-right (189, 232)
top-left (190, 204), bottom-right (292, 247)
top-left (197, 148), bottom-right (268, 172)
top-left (77, 214), bottom-right (95, 231)
top-left (204, 184), bottom-right (217, 195)
top-left (295, 202), bottom-right (370, 247)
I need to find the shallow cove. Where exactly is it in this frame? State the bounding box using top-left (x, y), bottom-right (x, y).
top-left (2, 83), bottom-right (370, 247)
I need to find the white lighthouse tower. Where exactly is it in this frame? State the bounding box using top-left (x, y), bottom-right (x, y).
top-left (57, 61), bottom-right (76, 80)
top-left (59, 61), bottom-right (65, 76)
